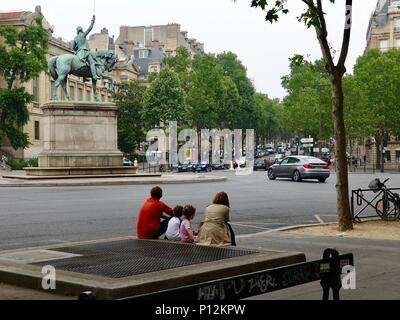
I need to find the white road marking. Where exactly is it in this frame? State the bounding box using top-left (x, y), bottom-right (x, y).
top-left (314, 214), bottom-right (324, 224)
top-left (230, 223), bottom-right (271, 231)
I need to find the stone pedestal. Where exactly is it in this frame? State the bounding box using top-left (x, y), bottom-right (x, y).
top-left (25, 101), bottom-right (137, 176)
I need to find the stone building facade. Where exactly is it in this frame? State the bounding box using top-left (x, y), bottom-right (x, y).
top-left (116, 23), bottom-right (204, 56)
top-left (362, 0), bottom-right (400, 169)
top-left (114, 23), bottom-right (204, 80)
top-left (0, 7), bottom-right (138, 160)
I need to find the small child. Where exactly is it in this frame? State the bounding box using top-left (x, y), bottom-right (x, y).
top-left (180, 205), bottom-right (198, 243)
top-left (165, 205), bottom-right (183, 241)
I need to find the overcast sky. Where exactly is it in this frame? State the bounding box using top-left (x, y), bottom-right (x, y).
top-left (2, 0), bottom-right (377, 99)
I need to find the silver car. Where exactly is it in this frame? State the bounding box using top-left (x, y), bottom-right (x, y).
top-left (268, 156), bottom-right (330, 183)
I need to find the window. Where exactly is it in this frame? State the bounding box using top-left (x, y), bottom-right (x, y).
top-left (396, 18), bottom-right (400, 30)
top-left (380, 39), bottom-right (389, 52)
top-left (280, 158), bottom-right (289, 165)
top-left (396, 151), bottom-right (400, 163)
top-left (288, 157), bottom-right (300, 164)
top-left (34, 121), bottom-right (40, 140)
top-left (139, 50), bottom-right (148, 59)
top-left (69, 87), bottom-right (75, 101)
top-left (78, 89), bottom-right (83, 101)
top-left (384, 149), bottom-right (391, 162)
top-left (32, 78), bottom-right (39, 102)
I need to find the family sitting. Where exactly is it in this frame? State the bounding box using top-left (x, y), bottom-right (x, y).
top-left (136, 187), bottom-right (236, 246)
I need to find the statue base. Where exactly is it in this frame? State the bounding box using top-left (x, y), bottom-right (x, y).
top-left (25, 101), bottom-right (137, 176)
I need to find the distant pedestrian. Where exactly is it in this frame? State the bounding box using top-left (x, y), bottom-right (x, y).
top-left (0, 155), bottom-right (8, 168)
top-left (136, 186), bottom-right (174, 239)
top-left (180, 205), bottom-right (198, 243)
top-left (165, 205), bottom-right (183, 241)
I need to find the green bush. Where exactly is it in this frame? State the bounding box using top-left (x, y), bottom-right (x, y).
top-left (8, 158), bottom-right (38, 170)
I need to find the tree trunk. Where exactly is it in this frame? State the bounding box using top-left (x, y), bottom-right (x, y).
top-left (331, 73), bottom-right (353, 231)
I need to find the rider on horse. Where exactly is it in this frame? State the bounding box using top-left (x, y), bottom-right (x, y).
top-left (73, 15), bottom-right (100, 80)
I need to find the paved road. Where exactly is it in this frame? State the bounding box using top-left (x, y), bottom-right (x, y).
top-left (1, 171), bottom-right (399, 251)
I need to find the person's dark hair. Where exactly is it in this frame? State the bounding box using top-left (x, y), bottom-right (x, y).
top-left (213, 192), bottom-right (230, 208)
top-left (173, 205), bottom-right (183, 218)
top-left (150, 186), bottom-right (163, 200)
top-left (183, 205), bottom-right (196, 220)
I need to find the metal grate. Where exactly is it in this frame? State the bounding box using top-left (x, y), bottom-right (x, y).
top-left (33, 240), bottom-right (258, 278)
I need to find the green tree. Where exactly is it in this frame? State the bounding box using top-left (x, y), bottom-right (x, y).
top-left (0, 16), bottom-right (48, 151)
top-left (185, 54), bottom-right (224, 130)
top-left (217, 51), bottom-right (257, 129)
top-left (113, 80), bottom-right (147, 156)
top-left (142, 67), bottom-right (186, 129)
top-left (248, 0), bottom-right (355, 231)
top-left (350, 49), bottom-right (400, 172)
top-left (254, 93), bottom-right (286, 144)
top-left (280, 59), bottom-right (332, 142)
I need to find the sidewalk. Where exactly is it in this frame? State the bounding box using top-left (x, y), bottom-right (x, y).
top-left (0, 172), bottom-right (227, 187)
top-left (1, 229), bottom-right (399, 300)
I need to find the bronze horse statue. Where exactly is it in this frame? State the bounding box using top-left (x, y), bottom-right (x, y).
top-left (48, 50), bottom-right (117, 101)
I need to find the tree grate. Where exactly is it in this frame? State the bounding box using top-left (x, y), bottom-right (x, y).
top-left (33, 239), bottom-right (258, 278)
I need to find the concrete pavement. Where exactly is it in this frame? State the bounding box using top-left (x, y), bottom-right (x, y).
top-left (0, 173), bottom-right (227, 187)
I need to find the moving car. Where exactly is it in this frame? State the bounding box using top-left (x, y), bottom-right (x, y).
top-left (194, 161), bottom-right (212, 172)
top-left (253, 159), bottom-right (269, 171)
top-left (267, 156), bottom-right (330, 183)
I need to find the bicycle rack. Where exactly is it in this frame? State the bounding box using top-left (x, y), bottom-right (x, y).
top-left (351, 187), bottom-right (400, 221)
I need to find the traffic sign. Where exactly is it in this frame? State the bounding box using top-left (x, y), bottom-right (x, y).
top-left (302, 144), bottom-right (314, 148)
top-left (301, 138), bottom-right (314, 143)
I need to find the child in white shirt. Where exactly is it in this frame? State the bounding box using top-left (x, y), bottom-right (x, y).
top-left (165, 205), bottom-right (183, 241)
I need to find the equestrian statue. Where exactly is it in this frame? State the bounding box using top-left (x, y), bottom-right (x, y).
top-left (48, 15), bottom-right (117, 101)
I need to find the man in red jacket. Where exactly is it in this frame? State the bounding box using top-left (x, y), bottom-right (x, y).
top-left (137, 186), bottom-right (174, 239)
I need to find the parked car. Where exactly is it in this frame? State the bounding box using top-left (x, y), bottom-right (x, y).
top-left (212, 160), bottom-right (229, 170)
top-left (253, 159), bottom-right (269, 171)
top-left (321, 152), bottom-right (332, 166)
top-left (273, 154), bottom-right (285, 163)
top-left (123, 158), bottom-right (133, 166)
top-left (176, 161), bottom-right (191, 172)
top-left (267, 156), bottom-right (330, 183)
top-left (187, 161), bottom-right (199, 172)
top-left (194, 161), bottom-right (213, 172)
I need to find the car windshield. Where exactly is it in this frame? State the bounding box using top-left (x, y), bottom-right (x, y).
top-left (200, 161), bottom-right (208, 164)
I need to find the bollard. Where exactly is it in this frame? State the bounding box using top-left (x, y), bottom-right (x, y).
top-left (320, 248), bottom-right (342, 300)
top-left (78, 291), bottom-right (96, 301)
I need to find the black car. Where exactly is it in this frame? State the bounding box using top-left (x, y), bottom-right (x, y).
top-left (176, 161), bottom-right (191, 172)
top-left (253, 159), bottom-right (269, 171)
top-left (212, 160), bottom-right (230, 170)
top-left (193, 161), bottom-right (212, 172)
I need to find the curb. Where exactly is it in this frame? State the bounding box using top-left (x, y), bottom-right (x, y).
top-left (0, 176), bottom-right (228, 187)
top-left (236, 217), bottom-right (389, 240)
top-left (236, 222), bottom-right (337, 239)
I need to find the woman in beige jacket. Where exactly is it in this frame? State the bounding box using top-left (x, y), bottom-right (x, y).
top-left (197, 192), bottom-right (236, 246)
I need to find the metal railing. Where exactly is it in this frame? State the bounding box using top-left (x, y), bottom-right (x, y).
top-left (351, 187), bottom-right (400, 221)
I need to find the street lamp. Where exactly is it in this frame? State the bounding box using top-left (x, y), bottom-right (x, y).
top-left (301, 84), bottom-right (330, 158)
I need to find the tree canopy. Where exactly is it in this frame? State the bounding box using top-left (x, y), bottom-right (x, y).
top-left (0, 16), bottom-right (48, 151)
